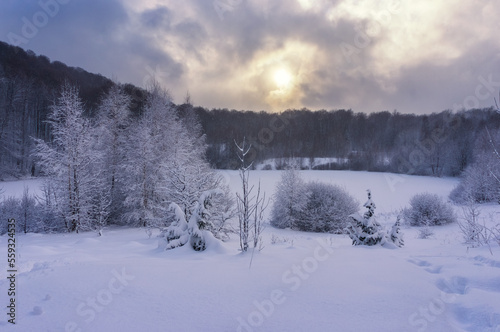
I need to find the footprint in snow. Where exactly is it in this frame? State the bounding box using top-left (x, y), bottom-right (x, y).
top-left (473, 256), bottom-right (500, 269)
top-left (31, 306), bottom-right (43, 315)
top-left (407, 258), bottom-right (432, 267)
top-left (436, 276), bottom-right (469, 295)
top-left (408, 258), bottom-right (444, 275)
top-left (424, 265), bottom-right (443, 274)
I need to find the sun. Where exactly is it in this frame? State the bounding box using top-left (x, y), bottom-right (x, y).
top-left (273, 69), bottom-right (293, 89)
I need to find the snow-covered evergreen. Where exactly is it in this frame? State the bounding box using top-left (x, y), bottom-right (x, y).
top-left (346, 190), bottom-right (385, 246)
top-left (389, 218), bottom-right (405, 248)
top-left (163, 189), bottom-right (223, 251)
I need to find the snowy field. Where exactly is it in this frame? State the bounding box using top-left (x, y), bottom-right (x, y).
top-left (1, 171), bottom-right (500, 332)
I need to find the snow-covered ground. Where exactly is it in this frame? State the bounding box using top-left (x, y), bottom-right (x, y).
top-left (1, 171), bottom-right (499, 332)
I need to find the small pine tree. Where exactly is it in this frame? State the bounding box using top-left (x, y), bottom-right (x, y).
top-left (346, 190), bottom-right (385, 246)
top-left (389, 218), bottom-right (404, 248)
top-left (164, 189), bottom-right (223, 251)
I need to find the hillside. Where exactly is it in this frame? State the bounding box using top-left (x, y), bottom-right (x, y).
top-left (2, 42), bottom-right (500, 179)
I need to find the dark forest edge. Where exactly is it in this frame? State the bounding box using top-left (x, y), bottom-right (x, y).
top-left (1, 41), bottom-right (500, 180)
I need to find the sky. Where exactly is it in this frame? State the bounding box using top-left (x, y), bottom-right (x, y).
top-left (1, 0), bottom-right (499, 114)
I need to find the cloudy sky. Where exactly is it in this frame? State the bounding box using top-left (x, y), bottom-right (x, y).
top-left (1, 0), bottom-right (499, 113)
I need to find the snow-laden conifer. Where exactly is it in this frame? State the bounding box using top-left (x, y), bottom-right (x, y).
top-left (346, 190), bottom-right (385, 246)
top-left (164, 189), bottom-right (223, 251)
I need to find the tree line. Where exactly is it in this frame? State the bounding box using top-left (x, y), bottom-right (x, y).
top-left (1, 41), bottom-right (500, 181)
top-left (196, 107), bottom-right (500, 177)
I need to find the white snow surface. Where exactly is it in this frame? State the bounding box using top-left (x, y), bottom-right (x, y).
top-left (1, 171), bottom-right (500, 332)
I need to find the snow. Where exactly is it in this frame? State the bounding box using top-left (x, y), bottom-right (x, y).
top-left (0, 178), bottom-right (44, 200)
top-left (255, 157), bottom-right (348, 170)
top-left (1, 171), bottom-right (500, 331)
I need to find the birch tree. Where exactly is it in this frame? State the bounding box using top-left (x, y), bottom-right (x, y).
top-left (121, 84), bottom-right (176, 227)
top-left (34, 84), bottom-right (109, 232)
top-left (96, 85), bottom-right (131, 222)
top-left (235, 138), bottom-right (267, 252)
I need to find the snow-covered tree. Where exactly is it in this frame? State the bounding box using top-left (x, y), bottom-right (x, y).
top-left (164, 203), bottom-right (189, 249)
top-left (121, 84), bottom-right (178, 227)
top-left (346, 190), bottom-right (385, 246)
top-left (164, 189), bottom-right (223, 251)
top-left (389, 218), bottom-right (404, 247)
top-left (235, 138), bottom-right (267, 252)
top-left (205, 184), bottom-right (236, 241)
top-left (122, 82), bottom-right (232, 230)
top-left (34, 84), bottom-right (110, 232)
top-left (96, 84), bottom-right (131, 222)
top-left (270, 165), bottom-right (307, 229)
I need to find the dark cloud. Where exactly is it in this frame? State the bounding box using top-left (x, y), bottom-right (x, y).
top-left (141, 6), bottom-right (172, 30)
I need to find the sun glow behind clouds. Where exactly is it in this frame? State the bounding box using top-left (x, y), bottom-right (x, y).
top-left (113, 0), bottom-right (500, 113)
top-left (274, 69), bottom-right (293, 89)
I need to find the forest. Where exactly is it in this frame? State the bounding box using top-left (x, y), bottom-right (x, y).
top-left (1, 40), bottom-right (500, 181)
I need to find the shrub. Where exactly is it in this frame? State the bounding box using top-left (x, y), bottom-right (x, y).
top-left (403, 193), bottom-right (456, 226)
top-left (294, 182), bottom-right (359, 234)
top-left (270, 167), bottom-right (307, 229)
top-left (450, 146), bottom-right (500, 204)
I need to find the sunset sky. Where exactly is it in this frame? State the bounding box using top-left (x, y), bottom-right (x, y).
top-left (1, 0), bottom-right (499, 113)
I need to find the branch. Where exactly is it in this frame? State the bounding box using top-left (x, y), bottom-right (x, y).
top-left (495, 91), bottom-right (499, 111)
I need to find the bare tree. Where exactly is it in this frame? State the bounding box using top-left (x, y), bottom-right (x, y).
top-left (235, 138), bottom-right (267, 252)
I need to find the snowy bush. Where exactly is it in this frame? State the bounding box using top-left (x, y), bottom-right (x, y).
top-left (295, 182), bottom-right (358, 234)
top-left (458, 202), bottom-right (500, 251)
top-left (0, 188), bottom-right (46, 234)
top-left (450, 128), bottom-right (500, 204)
top-left (403, 193), bottom-right (456, 226)
top-left (270, 166), bottom-right (307, 229)
top-left (270, 234), bottom-right (294, 246)
top-left (417, 227), bottom-right (434, 239)
top-left (449, 153), bottom-right (500, 204)
top-left (0, 197), bottom-right (21, 234)
top-left (458, 202), bottom-right (488, 248)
